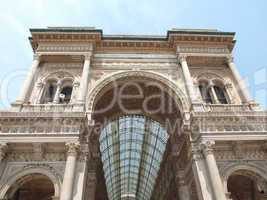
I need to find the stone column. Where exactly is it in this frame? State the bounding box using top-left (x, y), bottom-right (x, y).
top-left (209, 82), bottom-right (219, 104)
top-left (0, 143), bottom-right (7, 162)
top-left (191, 145), bottom-right (213, 200)
top-left (60, 142), bottom-right (80, 200)
top-left (77, 53), bottom-right (92, 104)
top-left (227, 56), bottom-right (251, 103)
top-left (53, 80), bottom-right (63, 103)
top-left (178, 54), bottom-right (196, 103)
top-left (35, 81), bottom-right (44, 104)
top-left (16, 54), bottom-right (41, 104)
top-left (224, 83), bottom-right (234, 104)
top-left (201, 141), bottom-right (227, 200)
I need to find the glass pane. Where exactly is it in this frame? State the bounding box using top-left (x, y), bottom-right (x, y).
top-left (214, 86), bottom-right (228, 104)
top-left (99, 115), bottom-right (168, 200)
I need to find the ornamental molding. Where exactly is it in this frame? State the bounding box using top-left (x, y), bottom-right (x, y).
top-left (6, 152), bottom-right (66, 162)
top-left (0, 116), bottom-right (85, 135)
top-left (40, 63), bottom-right (83, 70)
top-left (65, 141), bottom-right (80, 156)
top-left (96, 40), bottom-right (173, 52)
top-left (0, 163), bottom-right (63, 198)
top-left (177, 45), bottom-right (230, 55)
top-left (195, 71), bottom-right (226, 84)
top-left (200, 140), bottom-right (215, 156)
top-left (191, 114), bottom-right (267, 135)
top-left (215, 143), bottom-right (267, 161)
top-left (39, 70), bottom-right (75, 83)
top-left (37, 43), bottom-right (93, 53)
top-left (86, 70), bottom-right (190, 115)
top-left (217, 161), bottom-right (267, 192)
top-left (0, 111), bottom-right (85, 118)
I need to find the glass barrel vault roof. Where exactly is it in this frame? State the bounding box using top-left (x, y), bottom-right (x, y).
top-left (99, 115), bottom-right (169, 200)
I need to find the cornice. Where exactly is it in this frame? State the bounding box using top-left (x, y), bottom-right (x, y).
top-left (30, 27), bottom-right (236, 53)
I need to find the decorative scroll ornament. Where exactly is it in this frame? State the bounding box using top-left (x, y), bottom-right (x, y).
top-left (65, 142), bottom-right (80, 156)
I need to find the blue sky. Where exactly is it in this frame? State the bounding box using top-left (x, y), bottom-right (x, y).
top-left (0, 0), bottom-right (267, 108)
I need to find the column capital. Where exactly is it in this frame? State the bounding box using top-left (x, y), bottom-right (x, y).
top-left (84, 52), bottom-right (92, 60)
top-left (56, 80), bottom-right (63, 87)
top-left (177, 54), bottom-right (187, 63)
top-left (191, 145), bottom-right (203, 161)
top-left (208, 80), bottom-right (215, 87)
top-left (66, 142), bottom-right (80, 156)
top-left (201, 140), bottom-right (215, 156)
top-left (0, 142), bottom-right (8, 161)
top-left (226, 55), bottom-right (234, 63)
top-left (33, 53), bottom-right (41, 61)
top-left (224, 82), bottom-right (233, 89)
top-left (73, 81), bottom-right (80, 87)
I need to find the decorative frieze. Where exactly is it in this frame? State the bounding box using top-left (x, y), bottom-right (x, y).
top-left (0, 116), bottom-right (85, 135)
top-left (191, 111), bottom-right (267, 135)
top-left (37, 43), bottom-right (93, 52)
top-left (177, 46), bottom-right (230, 54)
top-left (6, 152), bottom-right (66, 162)
top-left (65, 142), bottom-right (80, 156)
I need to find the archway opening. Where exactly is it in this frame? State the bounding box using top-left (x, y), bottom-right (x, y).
top-left (5, 173), bottom-right (55, 200)
top-left (227, 170), bottom-right (266, 200)
top-left (90, 76), bottom-right (183, 200)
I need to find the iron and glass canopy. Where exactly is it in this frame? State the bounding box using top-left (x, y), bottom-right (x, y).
top-left (99, 115), bottom-right (169, 200)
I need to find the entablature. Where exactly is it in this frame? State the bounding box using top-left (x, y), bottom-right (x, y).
top-left (191, 111), bottom-right (267, 138)
top-left (0, 111), bottom-right (86, 135)
top-left (30, 27), bottom-right (235, 55)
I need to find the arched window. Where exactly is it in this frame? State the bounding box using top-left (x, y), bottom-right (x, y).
top-left (227, 170), bottom-right (267, 200)
top-left (213, 85), bottom-right (228, 104)
top-left (41, 80), bottom-right (57, 104)
top-left (5, 173), bottom-right (55, 200)
top-left (198, 79), bottom-right (230, 104)
top-left (198, 81), bottom-right (213, 104)
top-left (59, 85), bottom-right (73, 104)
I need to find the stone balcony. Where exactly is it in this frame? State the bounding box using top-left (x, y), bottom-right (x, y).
top-left (192, 103), bottom-right (261, 114)
top-left (11, 103), bottom-right (84, 112)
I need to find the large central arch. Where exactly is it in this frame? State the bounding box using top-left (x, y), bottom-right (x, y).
top-left (86, 70), bottom-right (188, 200)
top-left (86, 70), bottom-right (189, 115)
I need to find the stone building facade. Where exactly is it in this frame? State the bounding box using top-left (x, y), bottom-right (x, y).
top-left (0, 27), bottom-right (267, 200)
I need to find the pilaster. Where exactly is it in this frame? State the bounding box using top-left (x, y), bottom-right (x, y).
top-left (60, 141), bottom-right (80, 200)
top-left (226, 56), bottom-right (252, 104)
top-left (201, 141), bottom-right (227, 200)
top-left (16, 53), bottom-right (41, 104)
top-left (77, 53), bottom-right (92, 104)
top-left (191, 144), bottom-right (213, 200)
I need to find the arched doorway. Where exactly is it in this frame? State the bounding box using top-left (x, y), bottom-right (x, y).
top-left (88, 72), bottom-right (187, 200)
top-left (5, 173), bottom-right (55, 200)
top-left (227, 170), bottom-right (267, 200)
